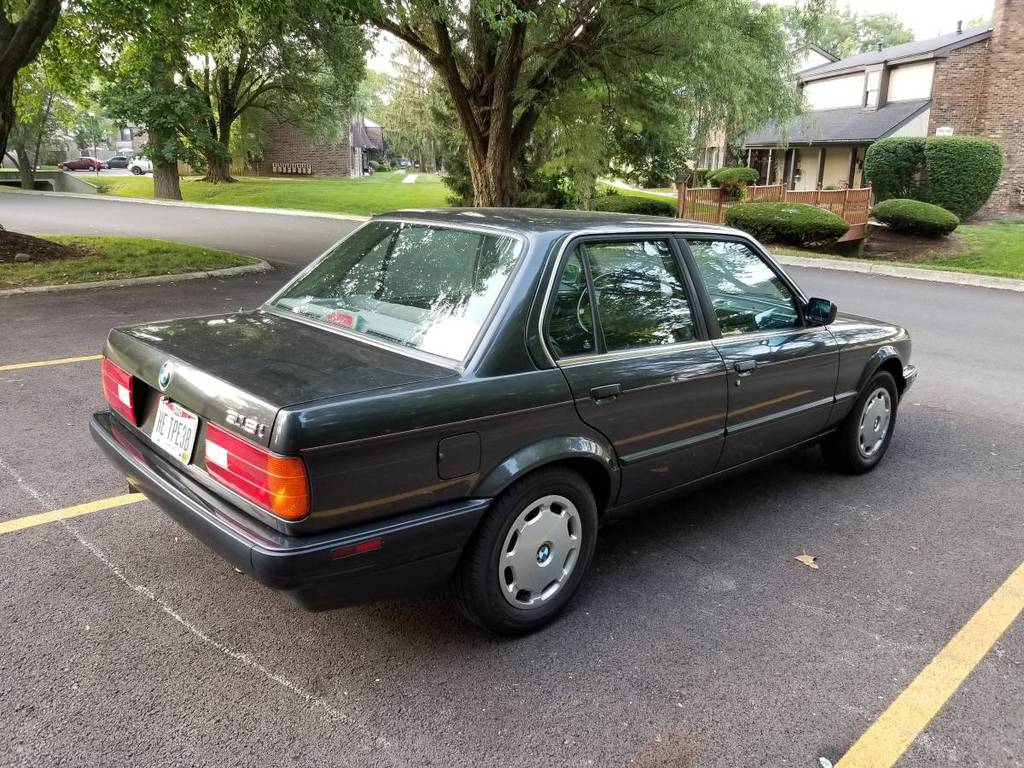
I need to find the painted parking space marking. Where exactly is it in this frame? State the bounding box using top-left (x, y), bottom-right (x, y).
top-left (0, 493), bottom-right (144, 536)
top-left (0, 354), bottom-right (102, 372)
top-left (837, 560), bottom-right (1024, 768)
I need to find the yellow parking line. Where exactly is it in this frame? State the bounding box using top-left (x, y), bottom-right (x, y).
top-left (0, 354), bottom-right (102, 372)
top-left (837, 561), bottom-right (1024, 768)
top-left (0, 494), bottom-right (145, 536)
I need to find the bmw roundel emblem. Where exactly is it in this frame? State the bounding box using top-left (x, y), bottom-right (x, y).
top-left (158, 361), bottom-right (174, 391)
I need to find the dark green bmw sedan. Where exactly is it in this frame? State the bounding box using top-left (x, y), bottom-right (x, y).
top-left (91, 209), bottom-right (916, 634)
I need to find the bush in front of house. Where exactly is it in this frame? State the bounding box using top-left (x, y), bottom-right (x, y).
top-left (725, 202), bottom-right (849, 246)
top-left (709, 166), bottom-right (758, 198)
top-left (865, 135), bottom-right (1003, 219)
top-left (924, 137), bottom-right (1003, 220)
top-left (871, 199), bottom-right (960, 237)
top-left (863, 137), bottom-right (926, 201)
top-left (590, 193), bottom-right (675, 217)
top-left (690, 168), bottom-right (712, 187)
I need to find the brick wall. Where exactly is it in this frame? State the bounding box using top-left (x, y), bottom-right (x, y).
top-left (980, 0), bottom-right (1024, 212)
top-left (260, 118), bottom-right (353, 177)
top-left (928, 40), bottom-right (990, 136)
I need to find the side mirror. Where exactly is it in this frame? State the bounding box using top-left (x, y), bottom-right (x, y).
top-left (805, 297), bottom-right (837, 326)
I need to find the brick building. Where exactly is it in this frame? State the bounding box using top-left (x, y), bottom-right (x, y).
top-left (738, 0), bottom-right (1023, 214)
top-left (259, 116), bottom-right (385, 178)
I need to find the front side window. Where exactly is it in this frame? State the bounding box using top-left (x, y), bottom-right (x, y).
top-left (686, 239), bottom-right (799, 335)
top-left (271, 221), bottom-right (520, 361)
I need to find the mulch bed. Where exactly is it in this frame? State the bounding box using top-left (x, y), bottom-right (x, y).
top-left (0, 230), bottom-right (96, 264)
top-left (859, 225), bottom-right (964, 263)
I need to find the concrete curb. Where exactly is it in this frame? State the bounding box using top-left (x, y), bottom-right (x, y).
top-left (0, 259), bottom-right (273, 297)
top-left (0, 186), bottom-right (371, 222)
top-left (773, 253), bottom-right (1024, 293)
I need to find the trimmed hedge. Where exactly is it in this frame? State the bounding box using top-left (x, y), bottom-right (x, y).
top-left (864, 135), bottom-right (1003, 219)
top-left (691, 167), bottom-right (713, 186)
top-left (725, 202), bottom-right (849, 246)
top-left (871, 198), bottom-right (960, 237)
top-left (590, 193), bottom-right (675, 217)
top-left (863, 137), bottom-right (925, 201)
top-left (709, 166), bottom-right (758, 198)
top-left (924, 137), bottom-right (1003, 219)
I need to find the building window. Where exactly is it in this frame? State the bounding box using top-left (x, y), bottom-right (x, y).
top-left (864, 71), bottom-right (881, 108)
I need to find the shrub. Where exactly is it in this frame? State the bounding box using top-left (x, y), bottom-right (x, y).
top-left (725, 202), bottom-right (849, 246)
top-left (871, 198), bottom-right (960, 237)
top-left (863, 137), bottom-right (926, 201)
top-left (368, 159), bottom-right (380, 171)
top-left (691, 168), bottom-right (712, 187)
top-left (924, 137), bottom-right (1003, 219)
top-left (865, 135), bottom-right (1003, 219)
top-left (590, 193), bottom-right (675, 217)
top-left (709, 166), bottom-right (758, 198)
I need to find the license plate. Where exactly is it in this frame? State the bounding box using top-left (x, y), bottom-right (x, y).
top-left (151, 397), bottom-right (199, 465)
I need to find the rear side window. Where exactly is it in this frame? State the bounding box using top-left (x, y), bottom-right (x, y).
top-left (547, 239), bottom-right (695, 358)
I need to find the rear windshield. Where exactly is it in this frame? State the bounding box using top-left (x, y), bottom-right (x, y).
top-left (270, 221), bottom-right (521, 361)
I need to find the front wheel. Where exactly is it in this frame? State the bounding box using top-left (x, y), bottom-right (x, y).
top-left (822, 370), bottom-right (899, 474)
top-left (452, 467), bottom-right (598, 635)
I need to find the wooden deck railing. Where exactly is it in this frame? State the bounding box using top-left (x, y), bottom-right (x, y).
top-left (675, 182), bottom-right (873, 241)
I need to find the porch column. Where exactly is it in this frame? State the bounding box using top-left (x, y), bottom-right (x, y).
top-left (816, 147), bottom-right (825, 189)
top-left (786, 149), bottom-right (797, 190)
top-left (746, 147), bottom-right (751, 167)
top-left (767, 148), bottom-right (773, 184)
top-left (847, 147), bottom-right (858, 188)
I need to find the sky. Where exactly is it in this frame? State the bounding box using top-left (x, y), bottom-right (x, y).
top-left (364, 0), bottom-right (996, 74)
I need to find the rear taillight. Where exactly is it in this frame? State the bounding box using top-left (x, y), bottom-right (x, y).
top-left (101, 357), bottom-right (139, 425)
top-left (204, 423), bottom-right (309, 521)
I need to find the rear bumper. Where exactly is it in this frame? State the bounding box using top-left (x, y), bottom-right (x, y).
top-left (90, 411), bottom-right (489, 609)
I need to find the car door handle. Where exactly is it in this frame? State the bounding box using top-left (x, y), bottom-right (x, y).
top-left (734, 360), bottom-right (757, 376)
top-left (590, 383), bottom-right (622, 403)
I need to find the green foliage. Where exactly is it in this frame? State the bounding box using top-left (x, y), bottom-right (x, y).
top-left (924, 137), bottom-right (1003, 220)
top-left (691, 168), bottom-right (712, 186)
top-left (591, 193), bottom-right (675, 217)
top-left (865, 136), bottom-right (1003, 219)
top-left (790, 0), bottom-right (914, 57)
top-left (871, 199), bottom-right (960, 237)
top-left (710, 166), bottom-right (758, 198)
top-left (863, 137), bottom-right (925, 201)
top-left (377, 44), bottom-right (444, 171)
top-left (726, 202), bottom-right (849, 246)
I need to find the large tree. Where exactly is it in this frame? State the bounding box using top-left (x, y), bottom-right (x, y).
top-left (185, 0), bottom-right (368, 182)
top-left (0, 0), bottom-right (62, 160)
top-left (355, 0), bottom-right (800, 207)
top-left (800, 0), bottom-right (914, 58)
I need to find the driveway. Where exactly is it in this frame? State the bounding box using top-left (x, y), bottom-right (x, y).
top-left (0, 190), bottom-right (356, 266)
top-left (1, 195), bottom-right (1022, 767)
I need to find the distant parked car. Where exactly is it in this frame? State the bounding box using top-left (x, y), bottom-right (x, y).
top-left (107, 156), bottom-right (130, 169)
top-left (58, 157), bottom-right (106, 171)
top-left (128, 157), bottom-right (153, 175)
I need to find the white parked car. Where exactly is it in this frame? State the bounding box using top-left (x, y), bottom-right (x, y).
top-left (128, 157), bottom-right (153, 175)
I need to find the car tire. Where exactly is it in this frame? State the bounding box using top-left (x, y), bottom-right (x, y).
top-left (821, 370), bottom-right (899, 474)
top-left (451, 467), bottom-right (598, 635)
top-left (131, 166), bottom-right (143, 175)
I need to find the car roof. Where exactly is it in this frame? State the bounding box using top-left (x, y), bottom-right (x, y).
top-left (379, 207), bottom-right (741, 237)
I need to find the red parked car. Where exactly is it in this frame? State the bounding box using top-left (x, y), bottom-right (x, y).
top-left (58, 156), bottom-right (107, 171)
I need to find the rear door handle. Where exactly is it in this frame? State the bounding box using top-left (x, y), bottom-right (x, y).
top-left (734, 359), bottom-right (757, 376)
top-left (590, 383), bottom-right (622, 403)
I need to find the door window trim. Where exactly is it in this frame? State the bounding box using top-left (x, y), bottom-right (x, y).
top-left (541, 233), bottom-right (709, 363)
top-left (676, 234), bottom-right (810, 339)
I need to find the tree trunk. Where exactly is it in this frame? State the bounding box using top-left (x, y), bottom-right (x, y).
top-left (202, 104), bottom-right (235, 183)
top-left (467, 145), bottom-right (513, 207)
top-left (0, 79), bottom-right (14, 163)
top-left (154, 161), bottom-right (182, 199)
top-left (13, 138), bottom-right (33, 188)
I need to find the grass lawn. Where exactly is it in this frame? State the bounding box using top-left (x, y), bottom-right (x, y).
top-left (0, 235), bottom-right (257, 289)
top-left (597, 180), bottom-right (676, 202)
top-left (773, 219), bottom-right (1024, 280)
top-left (89, 170), bottom-right (449, 216)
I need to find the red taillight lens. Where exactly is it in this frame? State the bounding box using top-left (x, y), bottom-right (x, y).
top-left (204, 423), bottom-right (309, 521)
top-left (101, 357), bottom-right (139, 425)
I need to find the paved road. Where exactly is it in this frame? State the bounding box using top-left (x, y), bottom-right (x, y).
top-left (0, 190), bottom-right (357, 266)
top-left (1, 196), bottom-right (1022, 767)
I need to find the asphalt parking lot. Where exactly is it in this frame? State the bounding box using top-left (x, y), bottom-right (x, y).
top-left (2, 236), bottom-right (1023, 766)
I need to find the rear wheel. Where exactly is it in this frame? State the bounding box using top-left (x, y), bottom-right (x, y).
top-left (131, 166), bottom-right (143, 175)
top-left (452, 467), bottom-right (598, 635)
top-left (822, 370), bottom-right (898, 474)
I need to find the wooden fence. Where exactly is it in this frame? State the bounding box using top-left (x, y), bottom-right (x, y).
top-left (676, 182), bottom-right (872, 241)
